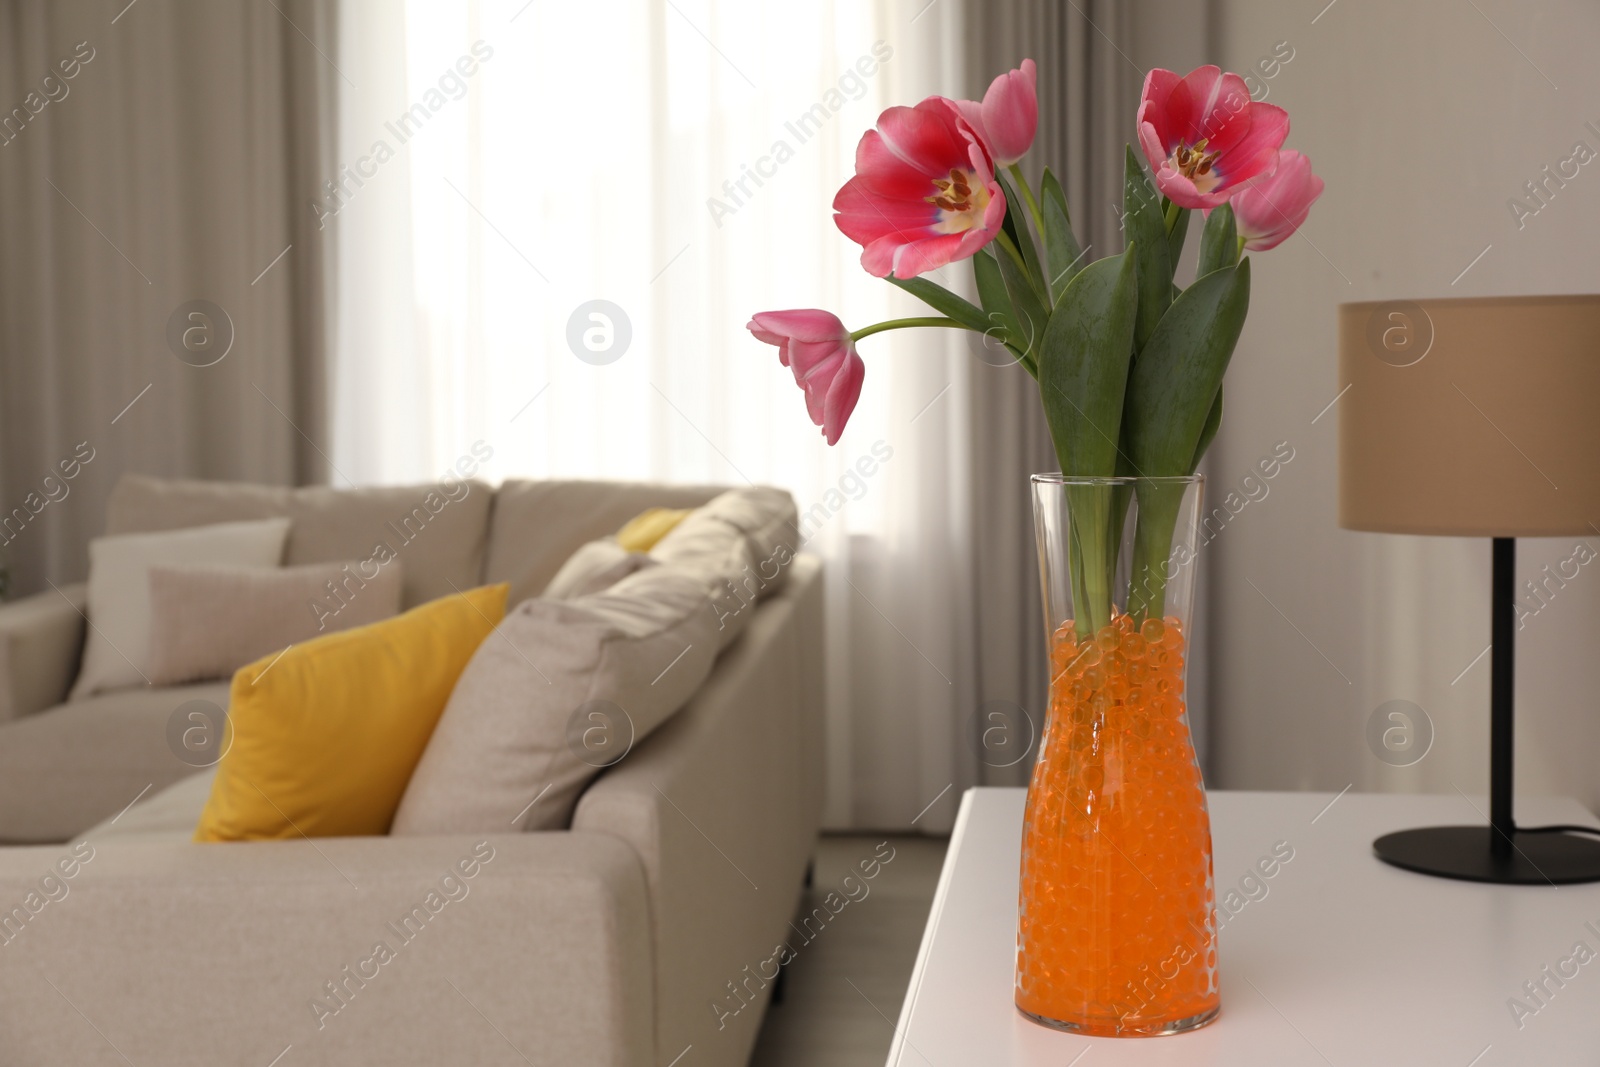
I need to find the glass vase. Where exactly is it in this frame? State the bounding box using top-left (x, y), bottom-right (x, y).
top-left (1016, 474), bottom-right (1218, 1036)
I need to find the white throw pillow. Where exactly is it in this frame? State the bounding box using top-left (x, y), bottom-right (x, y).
top-left (70, 518), bottom-right (292, 698)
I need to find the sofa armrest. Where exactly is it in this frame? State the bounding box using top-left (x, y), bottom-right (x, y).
top-left (573, 553), bottom-right (825, 1067)
top-left (0, 583), bottom-right (86, 723)
top-left (0, 831), bottom-right (653, 1067)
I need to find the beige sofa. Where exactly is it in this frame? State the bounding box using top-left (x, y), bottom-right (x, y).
top-left (0, 475), bottom-right (823, 1067)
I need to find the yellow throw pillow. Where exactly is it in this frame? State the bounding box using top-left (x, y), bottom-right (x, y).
top-left (195, 583), bottom-right (508, 842)
top-left (616, 507), bottom-right (693, 552)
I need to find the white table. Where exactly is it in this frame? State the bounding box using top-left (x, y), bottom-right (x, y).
top-left (888, 788), bottom-right (1600, 1066)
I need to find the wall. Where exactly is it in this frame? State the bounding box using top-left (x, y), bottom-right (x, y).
top-left (1208, 0), bottom-right (1600, 812)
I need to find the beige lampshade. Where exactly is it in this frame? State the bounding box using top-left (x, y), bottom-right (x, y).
top-left (1338, 294), bottom-right (1600, 537)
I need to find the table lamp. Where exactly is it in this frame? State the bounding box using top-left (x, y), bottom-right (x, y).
top-left (1339, 294), bottom-right (1600, 884)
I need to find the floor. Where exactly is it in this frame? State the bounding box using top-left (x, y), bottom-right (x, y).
top-left (748, 833), bottom-right (949, 1066)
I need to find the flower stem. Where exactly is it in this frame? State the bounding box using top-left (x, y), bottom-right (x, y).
top-left (849, 316), bottom-right (970, 342)
top-left (1163, 197), bottom-right (1182, 234)
top-left (1007, 163), bottom-right (1046, 236)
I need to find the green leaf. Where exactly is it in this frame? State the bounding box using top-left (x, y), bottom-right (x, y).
top-left (1188, 386), bottom-right (1223, 474)
top-left (885, 275), bottom-right (990, 333)
top-left (1123, 259), bottom-right (1251, 476)
top-left (995, 171), bottom-right (1047, 302)
top-left (1037, 246), bottom-right (1139, 476)
top-left (1039, 168), bottom-right (1084, 303)
top-left (972, 247), bottom-right (1028, 365)
top-left (1196, 202), bottom-right (1239, 278)
top-left (1123, 146), bottom-right (1172, 351)
top-left (1166, 204), bottom-right (1192, 271)
top-left (996, 236), bottom-right (1049, 363)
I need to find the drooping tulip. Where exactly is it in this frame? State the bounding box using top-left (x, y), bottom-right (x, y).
top-left (950, 58), bottom-right (1038, 166)
top-left (833, 98), bottom-right (1006, 279)
top-left (1136, 65), bottom-right (1289, 210)
top-left (1227, 150), bottom-right (1324, 251)
top-left (748, 310), bottom-right (864, 445)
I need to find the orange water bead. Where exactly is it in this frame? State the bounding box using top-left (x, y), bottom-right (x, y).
top-left (1068, 644), bottom-right (1103, 677)
top-left (1017, 622), bottom-right (1216, 1035)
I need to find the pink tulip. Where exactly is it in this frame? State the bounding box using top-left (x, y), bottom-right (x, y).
top-left (950, 58), bottom-right (1038, 167)
top-left (1226, 150), bottom-right (1324, 251)
top-left (1136, 65), bottom-right (1289, 210)
top-left (748, 310), bottom-right (864, 445)
top-left (833, 97), bottom-right (1006, 279)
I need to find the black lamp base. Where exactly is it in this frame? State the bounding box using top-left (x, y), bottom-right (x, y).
top-left (1374, 826), bottom-right (1600, 885)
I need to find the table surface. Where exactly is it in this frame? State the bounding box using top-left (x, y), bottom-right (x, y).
top-left (887, 788), bottom-right (1600, 1066)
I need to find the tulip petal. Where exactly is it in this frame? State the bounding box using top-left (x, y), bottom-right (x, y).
top-left (833, 178), bottom-right (940, 245)
top-left (874, 100), bottom-right (974, 178)
top-left (851, 129), bottom-right (943, 201)
top-left (833, 84), bottom-right (1003, 278)
top-left (1137, 68), bottom-right (1185, 156)
top-left (750, 309), bottom-right (850, 345)
top-left (747, 309), bottom-right (863, 444)
top-left (821, 348), bottom-right (864, 445)
top-left (1137, 120), bottom-right (1170, 178)
top-left (1172, 65), bottom-right (1225, 144)
top-left (1210, 103), bottom-right (1289, 185)
top-left (979, 58), bottom-right (1038, 165)
top-left (1136, 64), bottom-right (1291, 209)
top-left (789, 339), bottom-right (846, 382)
top-left (1232, 149), bottom-right (1323, 250)
top-left (1152, 166), bottom-right (1228, 211)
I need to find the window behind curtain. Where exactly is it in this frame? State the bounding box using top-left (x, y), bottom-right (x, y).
top-left (335, 0), bottom-right (891, 532)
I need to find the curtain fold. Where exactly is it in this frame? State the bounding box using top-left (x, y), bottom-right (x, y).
top-left (0, 0), bottom-right (336, 596)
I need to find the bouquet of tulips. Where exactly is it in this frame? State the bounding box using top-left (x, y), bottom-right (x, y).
top-left (749, 61), bottom-right (1321, 634)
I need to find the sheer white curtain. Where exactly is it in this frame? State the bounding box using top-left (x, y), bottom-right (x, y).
top-left (332, 0), bottom-right (979, 830)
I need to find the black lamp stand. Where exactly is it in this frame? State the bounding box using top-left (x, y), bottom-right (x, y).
top-left (1372, 538), bottom-right (1600, 884)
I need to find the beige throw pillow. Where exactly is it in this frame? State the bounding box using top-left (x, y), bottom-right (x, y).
top-left (145, 560), bottom-right (404, 686)
top-left (392, 487), bottom-right (799, 836)
top-left (392, 563), bottom-right (720, 834)
top-left (71, 518), bottom-right (292, 698)
top-left (651, 487), bottom-right (800, 649)
top-left (541, 539), bottom-right (658, 600)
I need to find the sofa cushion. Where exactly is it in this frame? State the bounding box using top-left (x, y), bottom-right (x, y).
top-left (195, 585), bottom-right (508, 841)
top-left (0, 682), bottom-right (231, 844)
top-left (146, 560), bottom-right (404, 685)
top-left (76, 767), bottom-right (216, 844)
top-left (106, 474), bottom-right (492, 609)
top-left (484, 479), bottom-right (725, 607)
top-left (71, 519), bottom-right (292, 698)
top-left (392, 564), bottom-right (722, 835)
